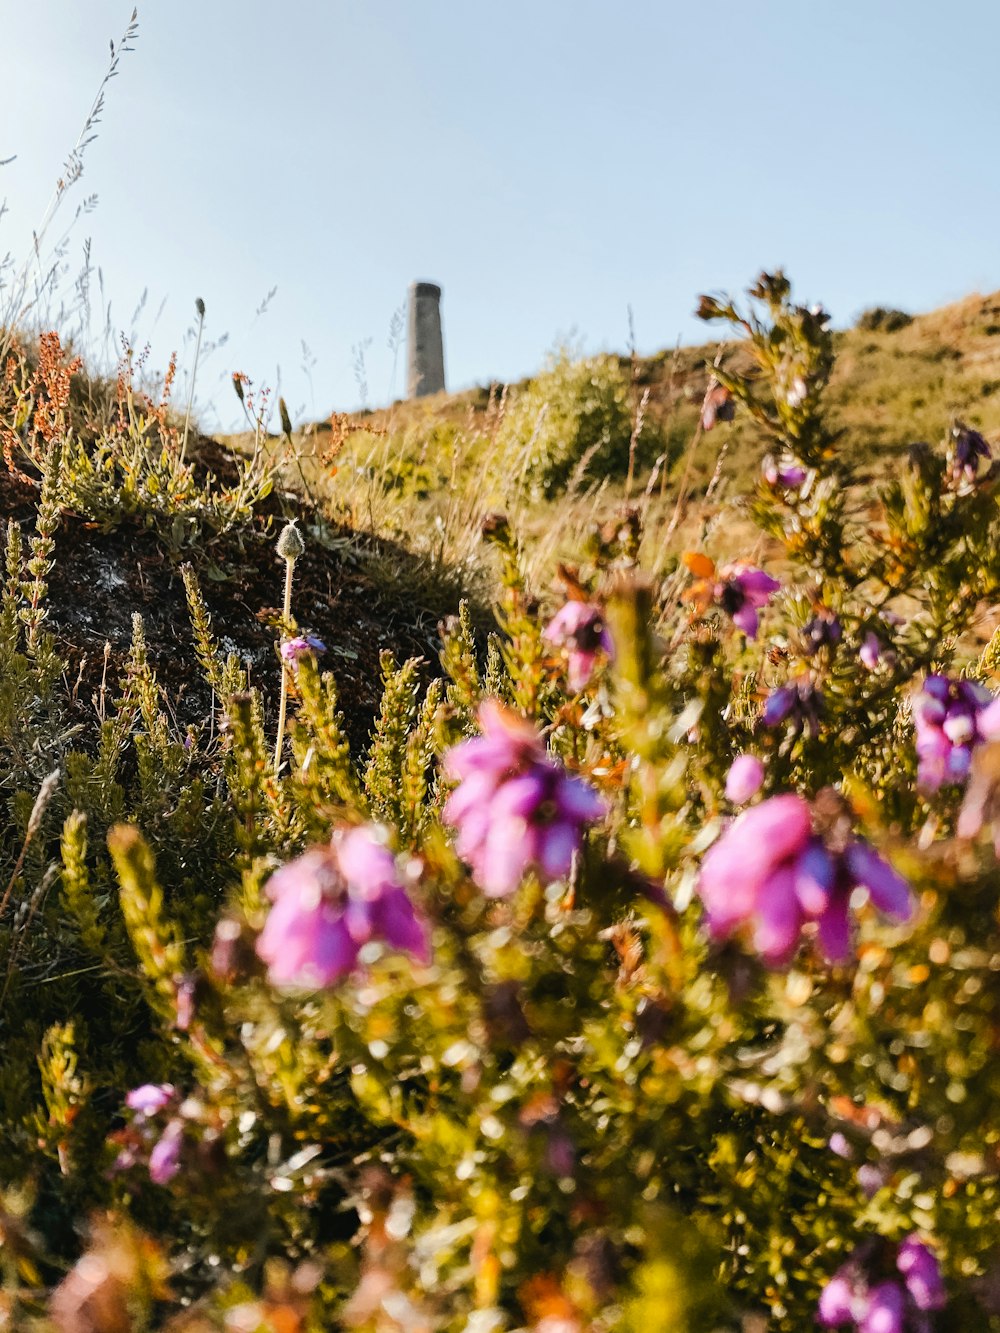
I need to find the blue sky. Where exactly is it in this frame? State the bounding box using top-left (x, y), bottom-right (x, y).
top-left (3, 1), bottom-right (999, 428)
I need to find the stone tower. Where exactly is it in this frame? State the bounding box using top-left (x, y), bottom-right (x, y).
top-left (406, 281), bottom-right (446, 398)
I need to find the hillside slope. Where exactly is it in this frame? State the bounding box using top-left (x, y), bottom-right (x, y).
top-left (361, 289), bottom-right (1000, 478)
top-left (218, 288), bottom-right (1000, 591)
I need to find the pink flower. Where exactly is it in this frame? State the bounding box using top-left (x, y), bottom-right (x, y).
top-left (125, 1083), bottom-right (175, 1117)
top-left (543, 601), bottom-right (614, 691)
top-left (281, 635), bottom-right (326, 666)
top-left (256, 826), bottom-right (429, 989)
top-left (696, 793), bottom-right (913, 968)
top-left (724, 754), bottom-right (764, 805)
top-left (818, 1238), bottom-right (945, 1329)
top-left (148, 1120), bottom-right (184, 1185)
top-left (762, 454), bottom-right (807, 489)
top-left (860, 632), bottom-right (894, 672)
top-left (716, 566), bottom-right (780, 639)
top-left (896, 1236), bottom-right (946, 1312)
top-left (914, 675), bottom-right (999, 790)
top-left (442, 701), bottom-right (604, 897)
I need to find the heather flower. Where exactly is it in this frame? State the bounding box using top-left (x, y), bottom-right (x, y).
top-left (818, 1237), bottom-right (945, 1329)
top-left (148, 1120), bottom-right (184, 1185)
top-left (543, 601), bottom-right (613, 691)
top-left (256, 825), bottom-right (429, 989)
top-left (762, 454), bottom-right (807, 489)
top-left (442, 700), bottom-right (604, 897)
top-left (280, 634), bottom-right (327, 666)
top-left (857, 1163), bottom-right (890, 1199)
top-left (696, 793), bottom-right (913, 967)
top-left (716, 566), bottom-right (780, 639)
top-left (681, 556), bottom-right (779, 639)
top-left (860, 632), bottom-right (895, 672)
top-left (761, 675), bottom-right (823, 738)
top-left (725, 753), bottom-right (764, 805)
top-left (913, 674), bottom-right (1000, 790)
top-left (829, 1132), bottom-right (852, 1161)
top-left (896, 1236), bottom-right (947, 1312)
top-left (948, 422), bottom-right (991, 485)
top-left (116, 1085), bottom-right (183, 1181)
top-left (803, 609), bottom-right (842, 654)
top-left (125, 1084), bottom-right (175, 1117)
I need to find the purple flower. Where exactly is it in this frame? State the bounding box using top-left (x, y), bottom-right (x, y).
top-left (256, 825), bottom-right (430, 989)
top-left (803, 609), bottom-right (843, 655)
top-left (860, 1282), bottom-right (906, 1333)
top-left (914, 674), bottom-right (998, 790)
top-left (860, 632), bottom-right (898, 673)
top-left (725, 754), bottom-right (764, 805)
top-left (949, 422), bottom-right (991, 485)
top-left (125, 1084), bottom-right (175, 1117)
top-left (280, 635), bottom-right (327, 666)
top-left (897, 1236), bottom-right (946, 1312)
top-left (818, 1239), bottom-right (945, 1330)
top-left (716, 566), bottom-right (780, 639)
top-left (148, 1120), bottom-right (184, 1185)
top-left (761, 675), bottom-right (823, 738)
top-left (818, 1269), bottom-right (860, 1326)
top-left (829, 1132), bottom-right (853, 1161)
top-left (762, 454), bottom-right (807, 489)
top-left (543, 601), bottom-right (614, 691)
top-left (442, 701), bottom-right (604, 897)
top-left (696, 793), bottom-right (913, 968)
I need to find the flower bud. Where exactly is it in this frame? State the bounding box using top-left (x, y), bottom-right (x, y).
top-left (725, 754), bottom-right (764, 805)
top-left (276, 520), bottom-right (305, 562)
top-left (279, 396), bottom-right (293, 437)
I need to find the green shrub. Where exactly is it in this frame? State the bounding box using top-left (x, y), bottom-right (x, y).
top-left (856, 305), bottom-right (914, 333)
top-left (496, 348), bottom-right (664, 498)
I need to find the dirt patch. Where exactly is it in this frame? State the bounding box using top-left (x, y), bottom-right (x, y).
top-left (0, 440), bottom-right (452, 754)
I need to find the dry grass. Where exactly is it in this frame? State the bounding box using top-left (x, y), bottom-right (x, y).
top-left (217, 287), bottom-right (1000, 609)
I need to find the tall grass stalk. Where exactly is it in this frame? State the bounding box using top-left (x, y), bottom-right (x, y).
top-left (179, 297), bottom-right (206, 464)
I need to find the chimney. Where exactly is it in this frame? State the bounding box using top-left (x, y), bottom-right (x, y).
top-left (406, 281), bottom-right (445, 398)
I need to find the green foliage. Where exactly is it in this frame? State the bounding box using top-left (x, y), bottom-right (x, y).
top-left (497, 347), bottom-right (665, 498)
top-left (857, 305), bottom-right (914, 333)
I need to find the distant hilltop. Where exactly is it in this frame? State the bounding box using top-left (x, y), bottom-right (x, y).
top-left (362, 286), bottom-right (1000, 496)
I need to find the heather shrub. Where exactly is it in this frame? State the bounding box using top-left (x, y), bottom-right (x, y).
top-left (2, 271), bottom-right (1000, 1331)
top-left (1, 333), bottom-right (275, 553)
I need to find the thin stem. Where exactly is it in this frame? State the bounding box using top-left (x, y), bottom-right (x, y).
top-left (179, 302), bottom-right (205, 465)
top-left (272, 557), bottom-right (296, 770)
